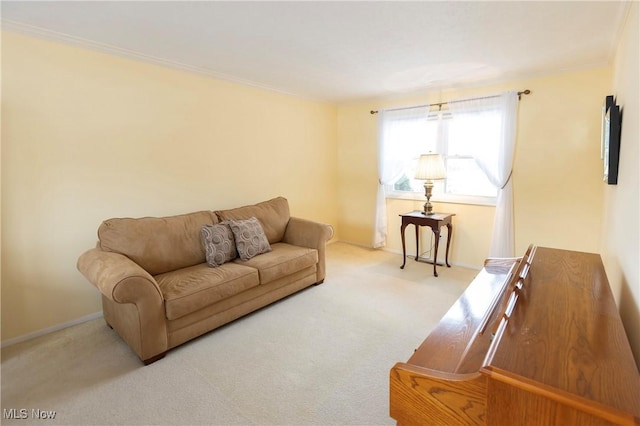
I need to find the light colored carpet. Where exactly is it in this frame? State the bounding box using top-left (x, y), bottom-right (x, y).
top-left (1, 242), bottom-right (478, 425)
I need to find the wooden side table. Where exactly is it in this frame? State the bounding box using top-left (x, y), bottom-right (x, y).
top-left (399, 211), bottom-right (454, 277)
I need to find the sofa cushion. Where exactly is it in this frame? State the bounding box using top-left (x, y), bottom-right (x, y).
top-left (234, 242), bottom-right (318, 285)
top-left (156, 262), bottom-right (259, 320)
top-left (227, 217), bottom-right (272, 260)
top-left (215, 197), bottom-right (290, 244)
top-left (201, 223), bottom-right (237, 267)
top-left (99, 211), bottom-right (217, 276)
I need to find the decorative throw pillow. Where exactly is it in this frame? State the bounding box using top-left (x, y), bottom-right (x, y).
top-left (201, 223), bottom-right (237, 267)
top-left (227, 217), bottom-right (271, 260)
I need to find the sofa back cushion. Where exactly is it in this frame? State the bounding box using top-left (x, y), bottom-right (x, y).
top-left (216, 197), bottom-right (290, 245)
top-left (98, 211), bottom-right (217, 275)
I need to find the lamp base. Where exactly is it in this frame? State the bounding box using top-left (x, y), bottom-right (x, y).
top-left (422, 180), bottom-right (435, 215)
top-left (422, 203), bottom-right (435, 215)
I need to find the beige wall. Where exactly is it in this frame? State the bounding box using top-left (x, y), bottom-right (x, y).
top-left (1, 31), bottom-right (339, 342)
top-left (337, 67), bottom-right (611, 267)
top-left (602, 2), bottom-right (639, 368)
top-left (3, 12), bottom-right (638, 371)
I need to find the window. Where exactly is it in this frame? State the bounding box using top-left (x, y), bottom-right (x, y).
top-left (386, 108), bottom-right (499, 205)
top-left (375, 91), bottom-right (518, 253)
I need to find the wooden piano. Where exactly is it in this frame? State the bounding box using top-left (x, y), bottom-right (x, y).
top-left (390, 245), bottom-right (640, 425)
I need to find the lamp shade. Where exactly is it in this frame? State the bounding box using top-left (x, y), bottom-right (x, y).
top-left (415, 153), bottom-right (446, 180)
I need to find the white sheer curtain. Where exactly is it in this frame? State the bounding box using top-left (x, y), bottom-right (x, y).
top-left (448, 91), bottom-right (519, 257)
top-left (373, 107), bottom-right (429, 248)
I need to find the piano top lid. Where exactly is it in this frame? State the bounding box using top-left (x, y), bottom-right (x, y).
top-left (484, 246), bottom-right (640, 416)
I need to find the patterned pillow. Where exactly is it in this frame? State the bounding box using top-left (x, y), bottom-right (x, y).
top-left (201, 223), bottom-right (237, 267)
top-left (227, 217), bottom-right (271, 260)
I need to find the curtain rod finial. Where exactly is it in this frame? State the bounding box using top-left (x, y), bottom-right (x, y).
top-left (517, 89), bottom-right (531, 100)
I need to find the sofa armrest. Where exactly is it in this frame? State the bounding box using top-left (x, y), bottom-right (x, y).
top-left (77, 248), bottom-right (162, 304)
top-left (77, 248), bottom-right (168, 362)
top-left (283, 217), bottom-right (334, 282)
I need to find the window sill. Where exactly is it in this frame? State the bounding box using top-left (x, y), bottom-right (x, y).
top-left (386, 191), bottom-right (497, 207)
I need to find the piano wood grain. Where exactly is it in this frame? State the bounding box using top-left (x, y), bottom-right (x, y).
top-left (390, 246), bottom-right (640, 426)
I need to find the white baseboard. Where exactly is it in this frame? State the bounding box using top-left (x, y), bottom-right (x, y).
top-left (331, 239), bottom-right (375, 250)
top-left (381, 246), bottom-right (482, 271)
top-left (1, 311), bottom-right (103, 348)
top-left (334, 239), bottom-right (481, 271)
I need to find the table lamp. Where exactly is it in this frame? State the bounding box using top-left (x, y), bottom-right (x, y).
top-left (414, 153), bottom-right (446, 215)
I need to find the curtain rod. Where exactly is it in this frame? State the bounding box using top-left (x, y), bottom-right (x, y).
top-left (369, 89), bottom-right (531, 114)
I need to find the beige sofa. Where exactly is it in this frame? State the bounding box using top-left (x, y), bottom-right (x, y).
top-left (77, 197), bottom-right (333, 364)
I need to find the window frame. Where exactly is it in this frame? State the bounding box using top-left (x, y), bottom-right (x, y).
top-left (385, 110), bottom-right (498, 207)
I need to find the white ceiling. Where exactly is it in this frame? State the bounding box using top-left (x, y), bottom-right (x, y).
top-left (1, 1), bottom-right (631, 103)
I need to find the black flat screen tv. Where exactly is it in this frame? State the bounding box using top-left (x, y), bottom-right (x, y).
top-left (602, 96), bottom-right (621, 185)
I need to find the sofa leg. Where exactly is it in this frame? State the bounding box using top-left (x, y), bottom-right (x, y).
top-left (143, 352), bottom-right (166, 365)
top-left (313, 279), bottom-right (324, 286)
